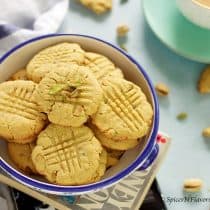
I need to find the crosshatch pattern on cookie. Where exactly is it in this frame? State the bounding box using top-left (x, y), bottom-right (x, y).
top-left (32, 125), bottom-right (102, 185)
top-left (43, 134), bottom-right (93, 171)
top-left (0, 81), bottom-right (47, 142)
top-left (0, 87), bottom-right (44, 121)
top-left (92, 79), bottom-right (153, 140)
top-left (84, 53), bottom-right (123, 81)
top-left (27, 43), bottom-right (86, 82)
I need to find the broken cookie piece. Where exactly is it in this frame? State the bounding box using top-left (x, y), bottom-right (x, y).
top-left (202, 127), bottom-right (210, 138)
top-left (198, 66), bottom-right (210, 94)
top-left (155, 83), bottom-right (170, 96)
top-left (79, 0), bottom-right (112, 14)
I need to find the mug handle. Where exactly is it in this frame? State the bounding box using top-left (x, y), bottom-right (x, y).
top-left (138, 143), bottom-right (159, 171)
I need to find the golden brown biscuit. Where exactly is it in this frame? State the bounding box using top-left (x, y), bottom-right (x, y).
top-left (8, 142), bottom-right (38, 174)
top-left (0, 81), bottom-right (47, 143)
top-left (34, 63), bottom-right (103, 127)
top-left (155, 83), bottom-right (169, 96)
top-left (32, 124), bottom-right (102, 185)
top-left (117, 24), bottom-right (130, 37)
top-left (198, 66), bottom-right (210, 93)
top-left (79, 0), bottom-right (112, 14)
top-left (10, 69), bottom-right (28, 81)
top-left (92, 126), bottom-right (139, 150)
top-left (90, 148), bottom-right (107, 182)
top-left (27, 43), bottom-right (85, 83)
top-left (92, 78), bottom-right (153, 140)
top-left (84, 52), bottom-right (124, 81)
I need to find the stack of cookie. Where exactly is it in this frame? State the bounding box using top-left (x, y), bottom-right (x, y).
top-left (0, 43), bottom-right (153, 185)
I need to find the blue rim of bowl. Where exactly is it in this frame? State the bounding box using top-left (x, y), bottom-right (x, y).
top-left (0, 34), bottom-right (159, 194)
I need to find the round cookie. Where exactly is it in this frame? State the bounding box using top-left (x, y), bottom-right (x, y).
top-left (34, 63), bottom-right (103, 127)
top-left (27, 42), bottom-right (85, 83)
top-left (90, 148), bottom-right (107, 182)
top-left (92, 78), bottom-right (153, 140)
top-left (8, 142), bottom-right (38, 174)
top-left (10, 69), bottom-right (28, 81)
top-left (0, 81), bottom-right (47, 143)
top-left (84, 52), bottom-right (124, 81)
top-left (32, 124), bottom-right (102, 185)
top-left (92, 126), bottom-right (139, 150)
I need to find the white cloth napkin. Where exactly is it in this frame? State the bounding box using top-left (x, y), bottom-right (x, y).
top-left (0, 1), bottom-right (69, 208)
top-left (0, 0), bottom-right (69, 57)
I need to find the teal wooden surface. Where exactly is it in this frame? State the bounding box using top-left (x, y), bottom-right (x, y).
top-left (59, 1), bottom-right (210, 209)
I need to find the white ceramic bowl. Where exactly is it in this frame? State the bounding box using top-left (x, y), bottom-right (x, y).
top-left (0, 34), bottom-right (159, 195)
top-left (177, 0), bottom-right (210, 29)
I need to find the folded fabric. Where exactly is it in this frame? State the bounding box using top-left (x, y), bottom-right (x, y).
top-left (0, 0), bottom-right (69, 56)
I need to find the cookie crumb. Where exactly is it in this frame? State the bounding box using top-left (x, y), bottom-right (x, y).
top-left (177, 112), bottom-right (188, 120)
top-left (117, 24), bottom-right (130, 37)
top-left (202, 127), bottom-right (210, 138)
top-left (155, 83), bottom-right (169, 96)
top-left (198, 66), bottom-right (210, 94)
top-left (79, 0), bottom-right (112, 14)
top-left (183, 178), bottom-right (203, 192)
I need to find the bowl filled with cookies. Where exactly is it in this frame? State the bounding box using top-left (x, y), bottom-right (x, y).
top-left (0, 34), bottom-right (159, 195)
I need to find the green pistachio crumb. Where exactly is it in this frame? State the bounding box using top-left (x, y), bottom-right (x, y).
top-left (177, 112), bottom-right (188, 120)
top-left (49, 84), bottom-right (68, 95)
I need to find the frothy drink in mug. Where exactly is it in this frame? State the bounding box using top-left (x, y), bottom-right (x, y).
top-left (177, 0), bottom-right (210, 29)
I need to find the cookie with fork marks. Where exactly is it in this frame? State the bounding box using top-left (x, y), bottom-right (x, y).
top-left (84, 52), bottom-right (123, 82)
top-left (32, 124), bottom-right (102, 185)
top-left (92, 78), bottom-right (153, 140)
top-left (0, 81), bottom-right (47, 143)
top-left (27, 42), bottom-right (85, 83)
top-left (34, 63), bottom-right (103, 127)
